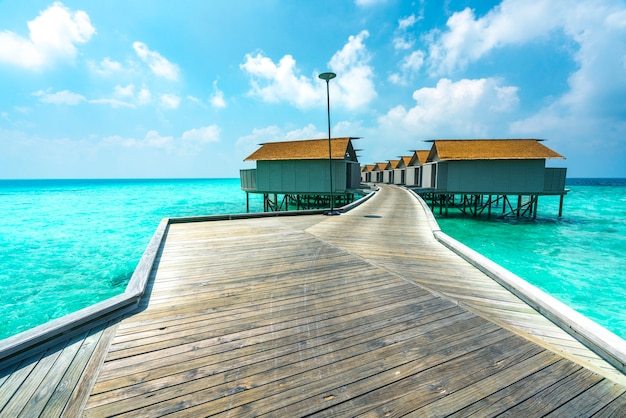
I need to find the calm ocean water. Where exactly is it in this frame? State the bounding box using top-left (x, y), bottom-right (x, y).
top-left (0, 178), bottom-right (624, 341)
top-left (0, 179), bottom-right (264, 339)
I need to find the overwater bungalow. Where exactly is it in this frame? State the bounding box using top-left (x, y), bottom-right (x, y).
top-left (404, 150), bottom-right (430, 187)
top-left (384, 160), bottom-right (399, 184)
top-left (393, 156), bottom-right (412, 185)
top-left (240, 137), bottom-right (361, 211)
top-left (371, 162), bottom-right (386, 183)
top-left (415, 139), bottom-right (568, 217)
top-left (360, 164), bottom-right (375, 183)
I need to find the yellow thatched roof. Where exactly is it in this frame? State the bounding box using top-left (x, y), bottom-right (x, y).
top-left (361, 164), bottom-right (376, 172)
top-left (387, 160), bottom-right (400, 170)
top-left (374, 163), bottom-right (387, 171)
top-left (410, 150), bottom-right (431, 166)
top-left (244, 137), bottom-right (357, 161)
top-left (428, 139), bottom-right (565, 162)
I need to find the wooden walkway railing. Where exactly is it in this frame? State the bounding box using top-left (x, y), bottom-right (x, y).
top-left (1, 184), bottom-right (625, 416)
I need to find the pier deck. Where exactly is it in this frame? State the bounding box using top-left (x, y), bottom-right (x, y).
top-left (1, 185), bottom-right (626, 416)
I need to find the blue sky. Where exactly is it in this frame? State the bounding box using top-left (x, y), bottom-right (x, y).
top-left (1, 0), bottom-right (625, 178)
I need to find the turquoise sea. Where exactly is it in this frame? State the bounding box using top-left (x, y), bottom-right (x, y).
top-left (0, 179), bottom-right (264, 340)
top-left (0, 178), bottom-right (624, 341)
top-left (435, 178), bottom-right (626, 340)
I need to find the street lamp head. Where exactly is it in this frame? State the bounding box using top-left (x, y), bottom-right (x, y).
top-left (318, 72), bottom-right (336, 81)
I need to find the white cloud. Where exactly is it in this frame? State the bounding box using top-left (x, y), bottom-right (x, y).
top-left (114, 84), bottom-right (134, 98)
top-left (393, 14), bottom-right (419, 50)
top-left (240, 30), bottom-right (376, 110)
top-left (33, 89), bottom-right (86, 105)
top-left (389, 50), bottom-right (425, 85)
top-left (0, 2), bottom-right (95, 70)
top-left (133, 41), bottom-right (179, 81)
top-left (210, 80), bottom-right (226, 108)
top-left (426, 1), bottom-right (565, 75)
top-left (181, 125), bottom-right (220, 143)
top-left (89, 98), bottom-right (135, 108)
top-left (379, 77), bottom-right (519, 139)
top-left (88, 57), bottom-right (122, 76)
top-left (137, 87), bottom-right (151, 105)
top-left (160, 93), bottom-right (181, 109)
top-left (328, 30), bottom-right (377, 109)
top-left (240, 53), bottom-right (319, 108)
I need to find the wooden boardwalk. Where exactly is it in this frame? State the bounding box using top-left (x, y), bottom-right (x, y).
top-left (2, 184), bottom-right (626, 416)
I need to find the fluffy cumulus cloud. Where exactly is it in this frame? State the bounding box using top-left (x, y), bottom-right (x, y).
top-left (427, 0), bottom-right (565, 76)
top-left (0, 2), bottom-right (95, 70)
top-left (379, 77), bottom-right (519, 138)
top-left (240, 53), bottom-right (319, 108)
top-left (328, 30), bottom-right (377, 109)
top-left (133, 41), bottom-right (179, 81)
top-left (240, 30), bottom-right (376, 110)
top-left (387, 0), bottom-right (626, 175)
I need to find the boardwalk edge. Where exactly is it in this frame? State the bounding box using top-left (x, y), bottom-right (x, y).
top-left (407, 187), bottom-right (626, 376)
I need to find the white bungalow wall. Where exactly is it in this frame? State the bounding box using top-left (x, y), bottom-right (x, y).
top-left (404, 167), bottom-right (420, 186)
top-left (393, 169), bottom-right (405, 185)
top-left (421, 163), bottom-right (436, 188)
top-left (405, 167), bottom-right (416, 186)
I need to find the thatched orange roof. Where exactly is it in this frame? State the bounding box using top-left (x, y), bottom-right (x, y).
top-left (372, 163), bottom-right (387, 171)
top-left (399, 156), bottom-right (412, 167)
top-left (244, 137), bottom-right (358, 161)
top-left (427, 139), bottom-right (565, 162)
top-left (361, 164), bottom-right (376, 172)
top-left (409, 150), bottom-right (431, 166)
top-left (387, 160), bottom-right (400, 170)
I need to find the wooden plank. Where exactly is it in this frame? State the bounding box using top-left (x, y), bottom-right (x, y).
top-left (62, 322), bottom-right (120, 417)
top-left (0, 346), bottom-right (63, 416)
top-left (544, 378), bottom-right (626, 417)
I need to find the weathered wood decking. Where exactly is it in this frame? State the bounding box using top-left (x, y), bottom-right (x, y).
top-left (1, 184), bottom-right (626, 416)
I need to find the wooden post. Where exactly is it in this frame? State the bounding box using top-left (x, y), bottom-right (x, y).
top-left (246, 192), bottom-right (249, 213)
top-left (533, 195), bottom-right (538, 219)
top-left (517, 195), bottom-right (522, 217)
top-left (559, 195), bottom-right (564, 217)
top-left (488, 195), bottom-right (492, 218)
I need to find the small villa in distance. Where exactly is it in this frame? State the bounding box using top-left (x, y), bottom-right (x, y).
top-left (240, 137), bottom-right (362, 211)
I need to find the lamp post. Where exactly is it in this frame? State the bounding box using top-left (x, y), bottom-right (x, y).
top-left (318, 71), bottom-right (338, 215)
